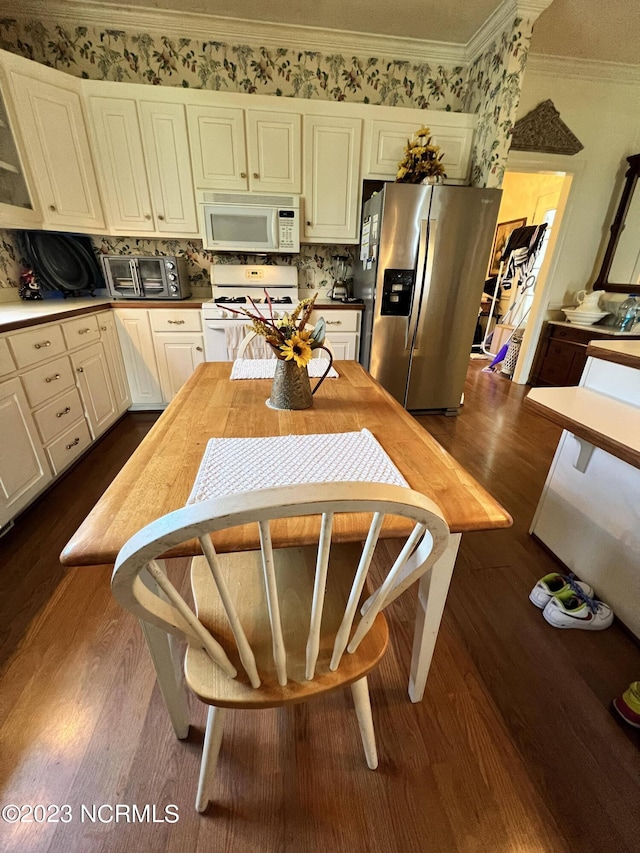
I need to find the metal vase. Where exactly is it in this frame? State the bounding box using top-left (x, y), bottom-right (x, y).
top-left (269, 359), bottom-right (313, 410)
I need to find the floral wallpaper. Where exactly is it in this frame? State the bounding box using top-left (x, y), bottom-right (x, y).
top-left (91, 236), bottom-right (355, 294)
top-left (464, 15), bottom-right (535, 189)
top-left (0, 18), bottom-right (466, 110)
top-left (0, 228), bottom-right (354, 295)
top-left (0, 231), bottom-right (26, 290)
top-left (0, 13), bottom-right (536, 291)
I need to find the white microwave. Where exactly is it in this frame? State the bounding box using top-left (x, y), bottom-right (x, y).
top-left (197, 191), bottom-right (300, 253)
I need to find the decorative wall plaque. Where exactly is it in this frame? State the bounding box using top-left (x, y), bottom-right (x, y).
top-left (510, 99), bottom-right (583, 155)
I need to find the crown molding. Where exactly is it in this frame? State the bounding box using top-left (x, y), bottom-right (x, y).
top-left (465, 0), bottom-right (552, 62)
top-left (526, 52), bottom-right (640, 85)
top-left (0, 0), bottom-right (467, 65)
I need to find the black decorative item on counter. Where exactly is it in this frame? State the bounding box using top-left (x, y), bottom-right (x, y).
top-left (19, 231), bottom-right (105, 297)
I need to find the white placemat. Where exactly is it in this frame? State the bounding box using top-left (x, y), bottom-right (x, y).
top-left (230, 358), bottom-right (338, 380)
top-left (187, 428), bottom-right (408, 503)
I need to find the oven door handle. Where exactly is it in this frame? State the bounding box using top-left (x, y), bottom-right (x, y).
top-left (129, 259), bottom-right (142, 297)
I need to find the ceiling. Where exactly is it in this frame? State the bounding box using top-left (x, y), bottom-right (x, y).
top-left (84, 0), bottom-right (640, 65)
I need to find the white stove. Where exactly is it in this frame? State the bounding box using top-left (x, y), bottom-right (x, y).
top-left (202, 265), bottom-right (300, 360)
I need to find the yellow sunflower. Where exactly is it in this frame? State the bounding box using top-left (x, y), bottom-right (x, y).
top-left (280, 333), bottom-right (313, 368)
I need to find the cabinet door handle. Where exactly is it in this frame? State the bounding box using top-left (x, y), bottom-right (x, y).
top-left (100, 325), bottom-right (107, 331)
top-left (66, 437), bottom-right (80, 450)
top-left (306, 221), bottom-right (311, 226)
top-left (56, 406), bottom-right (71, 418)
top-left (157, 214), bottom-right (165, 221)
top-left (45, 373), bottom-right (61, 383)
top-left (78, 327), bottom-right (91, 335)
top-left (144, 214), bottom-right (151, 220)
top-left (196, 345), bottom-right (203, 352)
top-left (34, 340), bottom-right (51, 349)
top-left (253, 172), bottom-right (259, 179)
top-left (76, 366), bottom-right (84, 373)
top-left (240, 172), bottom-right (247, 179)
top-left (326, 320), bottom-right (342, 325)
top-left (167, 319), bottom-right (185, 325)
top-left (48, 204), bottom-right (56, 212)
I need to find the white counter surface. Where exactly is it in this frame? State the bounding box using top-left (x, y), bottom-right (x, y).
top-left (548, 320), bottom-right (637, 336)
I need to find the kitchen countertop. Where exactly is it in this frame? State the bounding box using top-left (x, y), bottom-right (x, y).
top-left (548, 320), bottom-right (636, 336)
top-left (0, 294), bottom-right (364, 333)
top-left (586, 339), bottom-right (640, 370)
top-left (0, 297), bottom-right (114, 332)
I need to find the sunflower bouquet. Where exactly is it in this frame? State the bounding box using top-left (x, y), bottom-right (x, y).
top-left (227, 291), bottom-right (327, 368)
top-left (395, 126), bottom-right (446, 184)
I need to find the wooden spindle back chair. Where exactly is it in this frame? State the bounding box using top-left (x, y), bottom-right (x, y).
top-left (111, 481), bottom-right (449, 812)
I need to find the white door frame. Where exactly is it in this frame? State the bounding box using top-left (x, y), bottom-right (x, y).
top-left (504, 152), bottom-right (586, 385)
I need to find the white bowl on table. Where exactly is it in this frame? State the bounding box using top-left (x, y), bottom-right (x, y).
top-left (561, 308), bottom-right (610, 326)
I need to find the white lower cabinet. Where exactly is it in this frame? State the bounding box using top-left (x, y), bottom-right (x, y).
top-left (153, 332), bottom-right (204, 402)
top-left (0, 377), bottom-right (52, 529)
top-left (71, 342), bottom-right (118, 438)
top-left (97, 312), bottom-right (131, 414)
top-left (0, 308), bottom-right (130, 530)
top-left (114, 308), bottom-right (164, 409)
top-left (309, 309), bottom-right (361, 360)
top-left (115, 307), bottom-right (203, 407)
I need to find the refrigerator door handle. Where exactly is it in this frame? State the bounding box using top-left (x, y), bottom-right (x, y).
top-left (406, 219), bottom-right (429, 352)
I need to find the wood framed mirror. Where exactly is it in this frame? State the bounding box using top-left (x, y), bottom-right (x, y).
top-left (594, 154), bottom-right (640, 293)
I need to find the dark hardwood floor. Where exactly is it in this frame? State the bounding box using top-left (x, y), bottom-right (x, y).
top-left (0, 363), bottom-right (638, 853)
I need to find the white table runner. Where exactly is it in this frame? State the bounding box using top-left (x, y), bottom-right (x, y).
top-left (187, 428), bottom-right (408, 503)
top-left (230, 358), bottom-right (338, 380)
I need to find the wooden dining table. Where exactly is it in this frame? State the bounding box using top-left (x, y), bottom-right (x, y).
top-left (62, 361), bottom-right (511, 738)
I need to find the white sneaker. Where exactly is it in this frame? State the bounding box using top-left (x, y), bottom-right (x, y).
top-left (543, 589), bottom-right (614, 630)
top-left (529, 572), bottom-right (594, 609)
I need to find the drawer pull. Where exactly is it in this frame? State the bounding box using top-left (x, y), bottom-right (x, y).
top-left (34, 340), bottom-right (51, 349)
top-left (76, 367), bottom-right (84, 373)
top-left (78, 327), bottom-right (91, 335)
top-left (56, 406), bottom-right (71, 418)
top-left (167, 319), bottom-right (185, 325)
top-left (326, 320), bottom-right (342, 325)
top-left (45, 373), bottom-right (61, 383)
top-left (66, 437), bottom-right (80, 450)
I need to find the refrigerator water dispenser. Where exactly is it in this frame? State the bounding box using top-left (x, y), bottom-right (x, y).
top-left (381, 269), bottom-right (415, 316)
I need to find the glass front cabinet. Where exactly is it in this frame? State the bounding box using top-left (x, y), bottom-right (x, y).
top-left (0, 73), bottom-right (41, 228)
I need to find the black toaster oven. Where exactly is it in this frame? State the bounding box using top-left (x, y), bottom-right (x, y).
top-left (101, 255), bottom-right (191, 299)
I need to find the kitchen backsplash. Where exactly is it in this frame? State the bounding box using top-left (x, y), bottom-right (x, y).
top-left (0, 229), bottom-right (354, 296)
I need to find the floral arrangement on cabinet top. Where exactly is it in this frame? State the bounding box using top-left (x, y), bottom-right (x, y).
top-left (395, 126), bottom-right (446, 184)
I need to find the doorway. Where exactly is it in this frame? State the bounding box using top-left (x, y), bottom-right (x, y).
top-left (480, 169), bottom-right (572, 380)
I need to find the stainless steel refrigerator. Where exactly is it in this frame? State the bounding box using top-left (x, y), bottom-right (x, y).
top-left (354, 183), bottom-right (501, 413)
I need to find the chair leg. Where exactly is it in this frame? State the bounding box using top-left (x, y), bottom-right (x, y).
top-left (195, 705), bottom-right (228, 813)
top-left (350, 676), bottom-right (378, 770)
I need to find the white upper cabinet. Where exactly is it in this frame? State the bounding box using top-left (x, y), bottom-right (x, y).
top-left (364, 117), bottom-right (475, 184)
top-left (245, 110), bottom-right (301, 193)
top-left (88, 96), bottom-right (154, 233)
top-left (187, 104), bottom-right (247, 191)
top-left (5, 54), bottom-right (104, 232)
top-left (303, 114), bottom-right (362, 243)
top-left (187, 104), bottom-right (301, 193)
top-left (138, 100), bottom-right (198, 235)
top-left (0, 67), bottom-right (41, 228)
